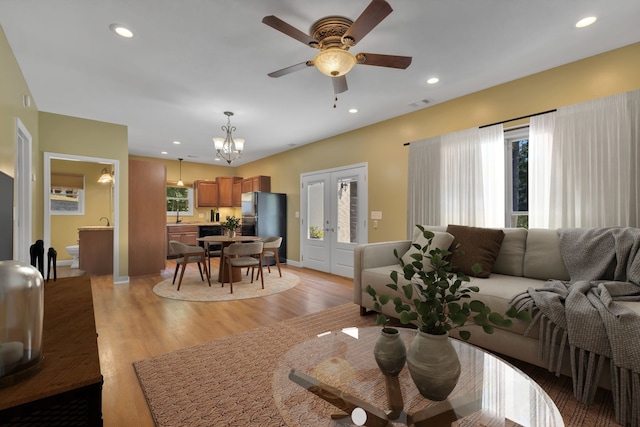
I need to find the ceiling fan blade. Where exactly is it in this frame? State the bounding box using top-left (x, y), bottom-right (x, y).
top-left (356, 53), bottom-right (412, 69)
top-left (268, 61), bottom-right (314, 78)
top-left (262, 15), bottom-right (317, 47)
top-left (332, 75), bottom-right (348, 94)
top-left (342, 0), bottom-right (393, 45)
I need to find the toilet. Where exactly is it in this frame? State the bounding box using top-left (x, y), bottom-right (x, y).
top-left (65, 245), bottom-right (79, 268)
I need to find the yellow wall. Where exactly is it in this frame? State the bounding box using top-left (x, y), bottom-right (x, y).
top-left (236, 42), bottom-right (640, 261)
top-left (39, 113), bottom-right (129, 279)
top-left (0, 26), bottom-right (40, 243)
top-left (50, 159), bottom-right (114, 261)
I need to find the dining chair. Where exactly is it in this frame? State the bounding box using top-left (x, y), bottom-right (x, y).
top-left (222, 241), bottom-right (264, 294)
top-left (261, 236), bottom-right (283, 278)
top-left (169, 240), bottom-right (211, 291)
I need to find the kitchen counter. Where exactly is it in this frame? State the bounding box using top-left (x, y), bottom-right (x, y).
top-left (78, 225), bottom-right (114, 231)
top-left (166, 223), bottom-right (225, 256)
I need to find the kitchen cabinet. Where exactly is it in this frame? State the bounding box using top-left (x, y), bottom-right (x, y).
top-left (217, 176), bottom-right (242, 207)
top-left (79, 227), bottom-right (114, 276)
top-left (242, 175), bottom-right (271, 193)
top-left (232, 180), bottom-right (242, 207)
top-left (252, 175), bottom-right (271, 192)
top-left (167, 224), bottom-right (198, 257)
top-left (195, 180), bottom-right (218, 207)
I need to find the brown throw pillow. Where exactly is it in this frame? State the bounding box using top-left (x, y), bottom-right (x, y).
top-left (446, 224), bottom-right (505, 278)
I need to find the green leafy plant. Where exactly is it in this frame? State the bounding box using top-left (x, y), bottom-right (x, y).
top-left (366, 225), bottom-right (530, 340)
top-left (309, 225), bottom-right (324, 239)
top-left (221, 215), bottom-right (241, 231)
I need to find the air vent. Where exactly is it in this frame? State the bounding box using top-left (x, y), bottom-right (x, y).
top-left (409, 98), bottom-right (433, 108)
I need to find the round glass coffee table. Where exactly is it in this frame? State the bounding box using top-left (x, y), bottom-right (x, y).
top-left (272, 327), bottom-right (563, 426)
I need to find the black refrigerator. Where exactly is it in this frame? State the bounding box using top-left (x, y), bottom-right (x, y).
top-left (241, 192), bottom-right (287, 263)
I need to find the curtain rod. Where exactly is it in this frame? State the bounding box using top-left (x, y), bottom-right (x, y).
top-left (479, 108), bottom-right (556, 128)
top-left (403, 108), bottom-right (557, 146)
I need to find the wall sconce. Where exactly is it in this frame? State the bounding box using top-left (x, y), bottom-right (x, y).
top-left (98, 168), bottom-right (114, 184)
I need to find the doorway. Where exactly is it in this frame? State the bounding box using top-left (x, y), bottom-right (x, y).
top-left (43, 152), bottom-right (123, 283)
top-left (300, 163), bottom-right (368, 278)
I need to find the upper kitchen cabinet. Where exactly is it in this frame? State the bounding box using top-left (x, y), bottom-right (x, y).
top-left (218, 176), bottom-right (242, 207)
top-left (241, 175), bottom-right (271, 194)
top-left (195, 180), bottom-right (218, 207)
top-left (233, 180), bottom-right (242, 207)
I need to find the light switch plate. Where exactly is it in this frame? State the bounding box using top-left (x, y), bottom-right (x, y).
top-left (371, 211), bottom-right (382, 220)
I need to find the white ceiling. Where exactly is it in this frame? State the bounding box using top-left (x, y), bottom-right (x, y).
top-left (1, 1), bottom-right (639, 166)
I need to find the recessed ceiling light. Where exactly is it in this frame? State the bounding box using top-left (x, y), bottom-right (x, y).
top-left (109, 23), bottom-right (134, 38)
top-left (161, 151), bottom-right (168, 155)
top-left (172, 141), bottom-right (181, 145)
top-left (349, 108), bottom-right (358, 114)
top-left (576, 17), bottom-right (597, 28)
top-left (427, 77), bottom-right (439, 84)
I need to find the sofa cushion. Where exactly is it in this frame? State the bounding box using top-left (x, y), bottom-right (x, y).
top-left (446, 225), bottom-right (505, 278)
top-left (462, 273), bottom-right (544, 338)
top-left (492, 228), bottom-right (528, 277)
top-left (401, 230), bottom-right (455, 268)
top-left (523, 228), bottom-right (570, 281)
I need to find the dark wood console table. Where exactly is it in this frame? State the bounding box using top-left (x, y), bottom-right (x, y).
top-left (0, 276), bottom-right (103, 426)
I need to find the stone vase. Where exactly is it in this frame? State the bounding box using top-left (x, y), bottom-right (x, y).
top-left (373, 327), bottom-right (406, 377)
top-left (406, 330), bottom-right (461, 401)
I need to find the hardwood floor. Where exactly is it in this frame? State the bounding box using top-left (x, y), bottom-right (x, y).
top-left (86, 260), bottom-right (355, 427)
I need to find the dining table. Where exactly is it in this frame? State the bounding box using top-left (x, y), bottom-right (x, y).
top-left (196, 235), bottom-right (261, 283)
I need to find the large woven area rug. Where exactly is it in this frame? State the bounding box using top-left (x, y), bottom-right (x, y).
top-left (133, 304), bottom-right (618, 427)
top-left (153, 269), bottom-right (299, 302)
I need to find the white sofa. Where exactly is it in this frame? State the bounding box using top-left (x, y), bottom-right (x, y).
top-left (354, 226), bottom-right (640, 389)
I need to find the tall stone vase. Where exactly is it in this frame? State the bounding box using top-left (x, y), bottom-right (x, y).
top-left (373, 327), bottom-right (406, 377)
top-left (406, 330), bottom-right (460, 401)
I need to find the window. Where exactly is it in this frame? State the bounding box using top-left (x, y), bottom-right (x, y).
top-left (166, 186), bottom-right (193, 216)
top-left (505, 127), bottom-right (529, 228)
top-left (50, 173), bottom-right (85, 215)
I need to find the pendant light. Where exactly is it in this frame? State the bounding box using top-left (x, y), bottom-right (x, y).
top-left (177, 158), bottom-right (184, 187)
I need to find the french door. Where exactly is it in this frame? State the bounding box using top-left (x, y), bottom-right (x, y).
top-left (300, 163), bottom-right (368, 278)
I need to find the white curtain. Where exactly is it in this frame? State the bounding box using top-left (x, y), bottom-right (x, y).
top-left (547, 89), bottom-right (640, 228)
top-left (407, 136), bottom-right (441, 237)
top-left (528, 112), bottom-right (556, 228)
top-left (407, 124), bottom-right (504, 235)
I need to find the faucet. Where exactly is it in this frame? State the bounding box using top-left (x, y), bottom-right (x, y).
top-left (99, 216), bottom-right (110, 226)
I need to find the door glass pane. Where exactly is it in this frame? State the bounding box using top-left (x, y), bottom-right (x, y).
top-left (337, 178), bottom-right (358, 243)
top-left (307, 181), bottom-right (324, 240)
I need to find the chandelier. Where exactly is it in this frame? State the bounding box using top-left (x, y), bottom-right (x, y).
top-left (212, 111), bottom-right (244, 164)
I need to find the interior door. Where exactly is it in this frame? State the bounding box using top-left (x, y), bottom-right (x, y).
top-left (300, 164), bottom-right (368, 278)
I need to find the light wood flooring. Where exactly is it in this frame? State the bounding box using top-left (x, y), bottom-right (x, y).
top-left (80, 259), bottom-right (355, 427)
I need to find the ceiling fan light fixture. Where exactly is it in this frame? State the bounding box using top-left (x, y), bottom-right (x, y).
top-left (314, 48), bottom-right (357, 77)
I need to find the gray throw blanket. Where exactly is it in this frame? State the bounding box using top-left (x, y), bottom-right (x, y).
top-left (510, 228), bottom-right (640, 427)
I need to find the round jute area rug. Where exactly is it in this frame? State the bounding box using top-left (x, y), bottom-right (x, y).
top-left (153, 269), bottom-right (300, 302)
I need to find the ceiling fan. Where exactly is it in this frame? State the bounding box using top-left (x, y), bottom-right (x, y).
top-left (262, 0), bottom-right (412, 97)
